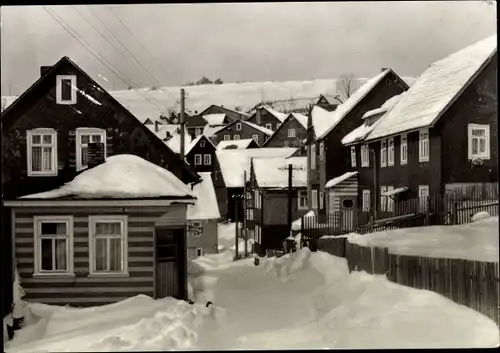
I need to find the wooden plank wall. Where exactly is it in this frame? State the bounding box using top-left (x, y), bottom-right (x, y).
top-left (13, 205), bottom-right (185, 307)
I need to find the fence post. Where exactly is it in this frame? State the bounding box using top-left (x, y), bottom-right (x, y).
top-left (453, 202), bottom-right (458, 225)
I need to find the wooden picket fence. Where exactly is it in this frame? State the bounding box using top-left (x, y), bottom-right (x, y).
top-left (316, 238), bottom-right (500, 326)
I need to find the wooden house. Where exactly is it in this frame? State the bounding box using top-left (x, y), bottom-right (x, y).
top-left (211, 120), bottom-right (274, 147)
top-left (245, 106), bottom-right (288, 132)
top-left (315, 94), bottom-right (340, 112)
top-left (186, 172), bottom-right (220, 260)
top-left (263, 113), bottom-right (309, 148)
top-left (186, 105), bottom-right (250, 138)
top-left (215, 148), bottom-right (298, 221)
top-left (185, 135), bottom-right (217, 173)
top-left (216, 138), bottom-right (259, 150)
top-left (1, 56), bottom-right (200, 311)
top-left (246, 156), bottom-right (317, 254)
top-left (313, 68), bottom-right (410, 216)
top-left (345, 35), bottom-right (498, 215)
top-left (186, 114), bottom-right (207, 138)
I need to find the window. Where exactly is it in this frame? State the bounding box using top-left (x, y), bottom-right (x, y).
top-left (89, 216), bottom-right (128, 276)
top-left (56, 75), bottom-right (77, 105)
top-left (194, 154), bottom-right (202, 165)
top-left (254, 189), bottom-right (261, 209)
top-left (34, 216), bottom-right (74, 276)
top-left (380, 140), bottom-right (387, 167)
top-left (233, 135), bottom-right (240, 140)
top-left (362, 190), bottom-right (371, 212)
top-left (236, 123), bottom-right (242, 131)
top-left (27, 129), bottom-right (58, 176)
top-left (468, 124), bottom-right (490, 160)
top-left (380, 186), bottom-right (387, 211)
top-left (255, 225), bottom-right (261, 244)
top-left (361, 145), bottom-right (370, 167)
top-left (246, 209), bottom-right (254, 220)
top-left (319, 141), bottom-right (325, 160)
top-left (224, 135), bottom-right (230, 141)
top-left (298, 190), bottom-right (308, 210)
top-left (284, 140), bottom-right (290, 147)
top-left (288, 129), bottom-right (296, 138)
top-left (200, 140), bottom-right (206, 147)
top-left (252, 134), bottom-right (259, 143)
top-left (196, 248), bottom-right (203, 257)
top-left (388, 138), bottom-right (394, 166)
top-left (401, 134), bottom-right (408, 165)
top-left (418, 185), bottom-right (430, 212)
top-left (387, 186), bottom-right (394, 211)
top-left (204, 154), bottom-right (212, 165)
top-left (195, 128), bottom-right (203, 136)
top-left (311, 144), bottom-right (316, 170)
top-left (419, 129), bottom-right (429, 162)
top-left (312, 189), bottom-right (318, 209)
top-left (319, 191), bottom-right (324, 210)
top-left (342, 199), bottom-right (354, 209)
top-left (265, 123), bottom-right (272, 130)
top-left (350, 146), bottom-right (356, 167)
top-left (76, 128), bottom-right (106, 171)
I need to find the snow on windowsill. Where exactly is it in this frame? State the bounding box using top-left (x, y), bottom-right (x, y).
top-left (32, 273), bottom-right (76, 279)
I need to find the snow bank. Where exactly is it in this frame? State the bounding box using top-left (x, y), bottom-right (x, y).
top-left (472, 211), bottom-right (490, 222)
top-left (20, 154), bottom-right (194, 199)
top-left (348, 216), bottom-right (499, 262)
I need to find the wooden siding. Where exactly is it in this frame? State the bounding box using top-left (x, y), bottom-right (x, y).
top-left (13, 205), bottom-right (186, 307)
top-left (264, 115), bottom-right (308, 148)
top-left (328, 178), bottom-right (358, 213)
top-left (262, 189), bottom-right (309, 225)
top-left (156, 262), bottom-right (178, 298)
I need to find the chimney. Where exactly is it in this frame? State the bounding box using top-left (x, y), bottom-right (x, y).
top-left (40, 66), bottom-right (52, 77)
top-left (87, 142), bottom-right (106, 168)
top-left (154, 120), bottom-right (159, 132)
top-left (381, 67), bottom-right (389, 72)
top-left (256, 108), bottom-right (261, 124)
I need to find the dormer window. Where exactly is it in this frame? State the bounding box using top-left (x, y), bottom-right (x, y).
top-left (56, 75), bottom-right (77, 105)
top-left (27, 129), bottom-right (58, 176)
top-left (76, 128), bottom-right (106, 171)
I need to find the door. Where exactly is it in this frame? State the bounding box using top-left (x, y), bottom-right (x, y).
top-left (155, 228), bottom-right (187, 300)
top-left (418, 185), bottom-right (430, 213)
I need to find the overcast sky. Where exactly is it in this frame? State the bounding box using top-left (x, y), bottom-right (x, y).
top-left (1, 1), bottom-right (496, 95)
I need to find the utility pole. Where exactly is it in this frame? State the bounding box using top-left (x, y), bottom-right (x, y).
top-left (287, 164), bottom-right (293, 239)
top-left (371, 147), bottom-right (378, 222)
top-left (243, 170), bottom-right (248, 258)
top-left (306, 108), bottom-right (313, 211)
top-left (180, 89), bottom-right (186, 159)
top-left (234, 195), bottom-right (239, 261)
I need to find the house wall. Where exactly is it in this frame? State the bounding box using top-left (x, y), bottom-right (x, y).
top-left (1, 59), bottom-right (197, 200)
top-left (246, 108), bottom-right (282, 131)
top-left (262, 189), bottom-right (309, 225)
top-left (187, 219), bottom-right (218, 260)
top-left (13, 204), bottom-right (186, 307)
top-left (264, 116), bottom-right (307, 148)
top-left (213, 123), bottom-right (270, 146)
top-left (438, 55), bottom-right (498, 185)
top-left (185, 139), bottom-right (217, 173)
top-left (2, 207), bottom-right (13, 318)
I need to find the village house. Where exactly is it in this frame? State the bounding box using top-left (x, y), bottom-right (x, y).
top-left (216, 138), bottom-right (259, 150)
top-left (312, 68), bottom-right (411, 217)
top-left (211, 120), bottom-right (274, 147)
top-left (215, 148), bottom-right (298, 221)
top-left (186, 172), bottom-right (220, 260)
top-left (345, 35), bottom-right (498, 218)
top-left (245, 106), bottom-right (288, 132)
top-left (315, 94), bottom-right (341, 112)
top-left (1, 56), bottom-right (201, 311)
top-left (186, 105), bottom-right (250, 138)
top-left (146, 121), bottom-right (181, 142)
top-left (185, 135), bottom-right (217, 173)
top-left (246, 156), bottom-right (314, 255)
top-left (263, 112), bottom-right (309, 148)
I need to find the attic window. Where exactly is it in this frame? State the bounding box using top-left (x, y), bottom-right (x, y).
top-left (56, 75), bottom-right (77, 105)
top-left (200, 140), bottom-right (206, 147)
top-left (265, 123), bottom-right (272, 130)
top-left (236, 123), bottom-right (242, 131)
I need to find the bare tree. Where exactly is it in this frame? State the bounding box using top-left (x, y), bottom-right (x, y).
top-left (336, 73), bottom-right (360, 102)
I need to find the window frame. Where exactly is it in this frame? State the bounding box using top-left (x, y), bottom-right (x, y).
top-left (311, 144), bottom-right (316, 170)
top-left (246, 208), bottom-right (254, 220)
top-left (312, 189), bottom-right (318, 209)
top-left (56, 75), bottom-right (77, 105)
top-left (350, 146), bottom-right (356, 168)
top-left (418, 185), bottom-right (430, 212)
top-left (468, 123), bottom-right (490, 160)
top-left (387, 137), bottom-right (394, 166)
top-left (419, 128), bottom-right (430, 162)
top-left (288, 128), bottom-right (296, 138)
top-left (195, 127), bottom-right (203, 136)
top-left (27, 128), bottom-right (58, 177)
top-left (75, 127), bottom-right (107, 172)
top-left (361, 144), bottom-right (370, 167)
top-left (380, 186), bottom-right (387, 211)
top-left (200, 140), bottom-right (206, 147)
top-left (400, 134), bottom-right (408, 165)
top-left (233, 135), bottom-right (240, 140)
top-left (33, 215), bottom-right (74, 277)
top-left (362, 189), bottom-right (371, 212)
top-left (194, 154), bottom-right (202, 165)
top-left (265, 123), bottom-right (272, 130)
top-left (297, 190), bottom-right (308, 210)
top-left (380, 139), bottom-right (387, 167)
top-left (236, 123), bottom-right (242, 131)
top-left (88, 215), bottom-right (129, 277)
top-left (196, 248), bottom-right (203, 257)
top-left (223, 135), bottom-right (230, 141)
top-left (319, 141), bottom-right (325, 160)
top-left (387, 186), bottom-right (394, 211)
top-left (204, 154), bottom-right (212, 165)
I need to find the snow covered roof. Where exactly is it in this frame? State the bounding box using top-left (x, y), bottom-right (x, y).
top-left (185, 135), bottom-right (215, 156)
top-left (187, 172), bottom-right (220, 220)
top-left (311, 105), bottom-right (337, 139)
top-left (290, 113), bottom-right (309, 129)
top-left (316, 69), bottom-right (396, 140)
top-left (20, 155), bottom-right (195, 199)
top-left (253, 156), bottom-right (307, 188)
top-left (362, 93), bottom-right (404, 120)
top-left (165, 130), bottom-right (193, 154)
top-left (243, 121), bottom-right (274, 136)
top-left (217, 139), bottom-right (256, 150)
top-left (202, 113), bottom-right (227, 126)
top-left (325, 171), bottom-right (359, 189)
top-left (341, 123), bottom-right (376, 146)
top-left (203, 124), bottom-right (226, 137)
top-left (262, 106), bottom-right (289, 122)
top-left (381, 187), bottom-right (409, 197)
top-left (216, 148), bottom-right (297, 188)
top-left (145, 124), bottom-right (180, 141)
top-left (366, 35), bottom-right (497, 141)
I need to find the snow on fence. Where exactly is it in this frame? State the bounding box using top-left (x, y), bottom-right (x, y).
top-left (316, 237), bottom-right (500, 326)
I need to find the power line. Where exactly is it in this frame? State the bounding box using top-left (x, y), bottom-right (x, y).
top-left (42, 6), bottom-right (167, 114)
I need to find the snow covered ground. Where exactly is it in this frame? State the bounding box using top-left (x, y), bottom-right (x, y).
top-left (7, 232), bottom-right (499, 351)
top-left (348, 216), bottom-right (499, 262)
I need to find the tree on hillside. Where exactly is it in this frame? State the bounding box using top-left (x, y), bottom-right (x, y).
top-left (215, 78), bottom-right (223, 85)
top-left (336, 73), bottom-right (360, 102)
top-left (159, 108), bottom-right (179, 124)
